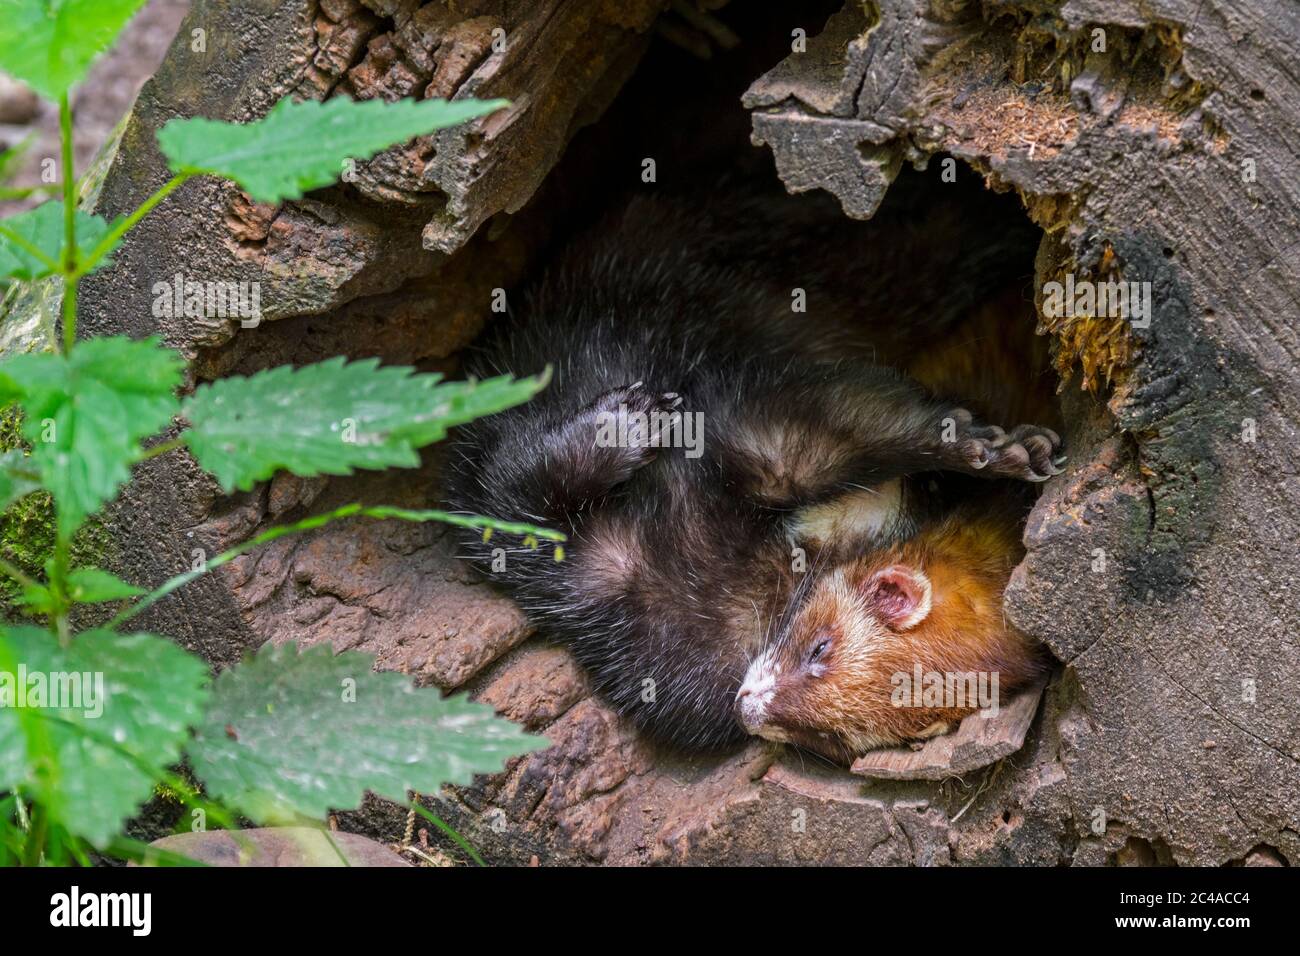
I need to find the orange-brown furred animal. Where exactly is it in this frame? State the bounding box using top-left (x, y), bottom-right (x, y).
top-left (735, 503), bottom-right (1049, 764)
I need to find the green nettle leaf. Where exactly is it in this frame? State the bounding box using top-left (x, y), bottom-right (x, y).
top-left (0, 336), bottom-right (183, 534)
top-left (65, 567), bottom-right (143, 603)
top-left (0, 448), bottom-right (40, 510)
top-left (0, 0), bottom-right (149, 101)
top-left (157, 95), bottom-right (508, 205)
top-left (181, 356), bottom-right (546, 492)
top-left (187, 642), bottom-right (545, 823)
top-left (0, 201), bottom-right (116, 280)
top-left (0, 626), bottom-right (209, 848)
top-left (389, 372), bottom-right (552, 447)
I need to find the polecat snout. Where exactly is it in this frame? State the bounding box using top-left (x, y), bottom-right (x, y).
top-left (736, 505), bottom-right (1050, 764)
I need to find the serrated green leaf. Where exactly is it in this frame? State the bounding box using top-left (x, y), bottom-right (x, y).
top-left (66, 567), bottom-right (143, 603)
top-left (0, 0), bottom-right (148, 101)
top-left (0, 336), bottom-right (183, 534)
top-left (0, 626), bottom-right (209, 847)
top-left (389, 371), bottom-right (552, 447)
top-left (157, 95), bottom-right (508, 205)
top-left (0, 201), bottom-right (116, 280)
top-left (181, 357), bottom-right (545, 492)
top-left (187, 642), bottom-right (544, 823)
top-left (0, 448), bottom-right (40, 510)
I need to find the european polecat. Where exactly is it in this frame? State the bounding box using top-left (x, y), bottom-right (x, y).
top-left (735, 503), bottom-right (1050, 763)
top-left (446, 180), bottom-right (1062, 752)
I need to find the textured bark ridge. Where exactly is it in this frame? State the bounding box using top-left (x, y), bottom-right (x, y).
top-left (50, 0), bottom-right (1300, 865)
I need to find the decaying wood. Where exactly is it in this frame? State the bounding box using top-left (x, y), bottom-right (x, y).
top-left (851, 680), bottom-right (1048, 782)
top-left (78, 0), bottom-right (672, 356)
top-left (746, 0), bottom-right (1300, 865)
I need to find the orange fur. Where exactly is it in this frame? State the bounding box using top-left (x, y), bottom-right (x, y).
top-left (741, 504), bottom-right (1047, 763)
top-left (905, 286), bottom-right (1060, 430)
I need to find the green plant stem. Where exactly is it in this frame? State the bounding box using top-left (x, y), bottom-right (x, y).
top-left (59, 92), bottom-right (76, 355)
top-left (138, 437), bottom-right (185, 461)
top-left (76, 173), bottom-right (189, 277)
top-left (46, 94), bottom-right (79, 637)
top-left (0, 185), bottom-right (48, 201)
top-left (53, 609), bottom-right (70, 646)
top-left (107, 503), bottom-right (366, 629)
top-left (321, 828), bottom-right (353, 867)
top-left (22, 804), bottom-right (46, 866)
top-left (60, 276), bottom-right (77, 356)
top-left (362, 505), bottom-right (566, 541)
top-left (107, 503), bottom-right (566, 630)
top-left (48, 520), bottom-right (72, 644)
top-left (410, 800), bottom-right (486, 867)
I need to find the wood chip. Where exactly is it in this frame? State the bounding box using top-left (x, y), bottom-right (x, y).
top-left (850, 678), bottom-right (1048, 781)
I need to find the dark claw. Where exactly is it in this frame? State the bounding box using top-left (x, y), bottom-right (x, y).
top-left (950, 413), bottom-right (1066, 483)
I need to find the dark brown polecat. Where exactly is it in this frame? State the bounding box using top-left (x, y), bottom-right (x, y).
top-left (445, 179), bottom-right (1062, 752)
top-left (735, 503), bottom-right (1050, 763)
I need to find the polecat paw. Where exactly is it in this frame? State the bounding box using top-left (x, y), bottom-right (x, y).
top-left (588, 383), bottom-right (684, 458)
top-left (950, 412), bottom-right (1065, 482)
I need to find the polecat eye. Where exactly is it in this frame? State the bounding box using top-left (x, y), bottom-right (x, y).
top-left (808, 639), bottom-right (830, 664)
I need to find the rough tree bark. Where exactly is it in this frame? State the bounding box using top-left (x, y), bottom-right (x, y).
top-left (8, 0), bottom-right (1295, 865)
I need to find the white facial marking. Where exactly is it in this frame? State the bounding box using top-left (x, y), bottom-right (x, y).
top-left (736, 652), bottom-right (778, 733)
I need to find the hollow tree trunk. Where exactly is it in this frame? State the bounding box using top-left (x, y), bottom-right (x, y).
top-left (733, 0), bottom-right (1300, 866)
top-left (13, 0), bottom-right (1295, 865)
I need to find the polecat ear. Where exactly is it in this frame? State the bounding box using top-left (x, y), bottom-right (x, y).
top-left (863, 564), bottom-right (932, 630)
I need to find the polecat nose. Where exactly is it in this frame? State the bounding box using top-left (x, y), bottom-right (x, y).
top-left (734, 683), bottom-right (767, 732)
top-left (734, 686), bottom-right (751, 714)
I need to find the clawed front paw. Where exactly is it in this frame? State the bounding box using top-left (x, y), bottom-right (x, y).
top-left (589, 382), bottom-right (684, 458)
top-left (948, 409), bottom-right (1066, 482)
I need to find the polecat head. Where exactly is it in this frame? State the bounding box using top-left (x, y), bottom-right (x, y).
top-left (734, 559), bottom-right (934, 761)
